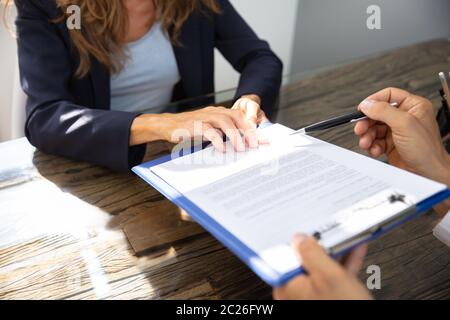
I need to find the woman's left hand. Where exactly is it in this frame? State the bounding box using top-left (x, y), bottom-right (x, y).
top-left (232, 95), bottom-right (269, 128)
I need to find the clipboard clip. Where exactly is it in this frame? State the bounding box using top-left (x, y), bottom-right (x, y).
top-left (312, 193), bottom-right (414, 255)
top-left (313, 192), bottom-right (409, 240)
top-left (327, 202), bottom-right (418, 256)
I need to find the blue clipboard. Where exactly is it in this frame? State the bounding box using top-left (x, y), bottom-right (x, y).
top-left (133, 123), bottom-right (450, 287)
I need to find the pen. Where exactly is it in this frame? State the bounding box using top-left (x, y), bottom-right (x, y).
top-left (291, 102), bottom-right (398, 135)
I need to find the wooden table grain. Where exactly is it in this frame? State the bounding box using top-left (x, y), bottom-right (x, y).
top-left (1, 39), bottom-right (449, 300)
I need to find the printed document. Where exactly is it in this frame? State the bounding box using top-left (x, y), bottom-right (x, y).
top-left (150, 124), bottom-right (447, 274)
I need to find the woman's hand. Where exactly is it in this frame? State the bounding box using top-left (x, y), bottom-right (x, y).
top-left (130, 106), bottom-right (265, 152)
top-left (354, 87), bottom-right (450, 185)
top-left (273, 235), bottom-right (371, 300)
top-left (232, 95), bottom-right (269, 128)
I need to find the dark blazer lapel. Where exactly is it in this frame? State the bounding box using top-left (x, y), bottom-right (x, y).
top-left (171, 14), bottom-right (203, 101)
top-left (89, 60), bottom-right (111, 110)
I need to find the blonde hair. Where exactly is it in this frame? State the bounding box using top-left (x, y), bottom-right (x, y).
top-left (3, 0), bottom-right (220, 78)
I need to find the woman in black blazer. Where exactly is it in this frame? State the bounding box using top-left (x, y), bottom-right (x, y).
top-left (10, 0), bottom-right (282, 172)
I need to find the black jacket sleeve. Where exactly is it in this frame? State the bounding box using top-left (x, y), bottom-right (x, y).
top-left (214, 0), bottom-right (283, 117)
top-left (15, 0), bottom-right (145, 173)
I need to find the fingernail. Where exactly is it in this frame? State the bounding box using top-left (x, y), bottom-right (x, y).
top-left (237, 140), bottom-right (246, 152)
top-left (360, 99), bottom-right (376, 112)
top-left (259, 136), bottom-right (270, 144)
top-left (292, 234), bottom-right (307, 247)
top-left (249, 131), bottom-right (259, 148)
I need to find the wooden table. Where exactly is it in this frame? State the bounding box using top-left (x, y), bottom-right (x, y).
top-left (1, 39), bottom-right (449, 300)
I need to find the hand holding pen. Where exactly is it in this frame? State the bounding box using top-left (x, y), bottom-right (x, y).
top-left (354, 87), bottom-right (449, 186)
top-left (292, 72), bottom-right (450, 136)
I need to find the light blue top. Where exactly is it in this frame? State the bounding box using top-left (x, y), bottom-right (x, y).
top-left (110, 22), bottom-right (180, 113)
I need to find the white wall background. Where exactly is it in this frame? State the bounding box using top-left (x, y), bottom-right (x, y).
top-left (0, 5), bottom-right (18, 142)
top-left (292, 0), bottom-right (450, 73)
top-left (214, 0), bottom-right (299, 92)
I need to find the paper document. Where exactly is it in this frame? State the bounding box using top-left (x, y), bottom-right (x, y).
top-left (150, 124), bottom-right (447, 274)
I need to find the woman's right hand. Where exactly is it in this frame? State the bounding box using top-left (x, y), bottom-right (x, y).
top-left (354, 87), bottom-right (450, 185)
top-left (131, 106), bottom-right (264, 152)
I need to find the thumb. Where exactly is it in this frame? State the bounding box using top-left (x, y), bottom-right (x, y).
top-left (359, 99), bottom-right (407, 131)
top-left (292, 235), bottom-right (341, 277)
top-left (244, 99), bottom-right (259, 128)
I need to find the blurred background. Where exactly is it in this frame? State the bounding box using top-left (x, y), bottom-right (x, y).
top-left (1, 0), bottom-right (449, 142)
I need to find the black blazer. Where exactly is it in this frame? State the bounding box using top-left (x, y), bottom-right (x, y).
top-left (15, 0), bottom-right (283, 173)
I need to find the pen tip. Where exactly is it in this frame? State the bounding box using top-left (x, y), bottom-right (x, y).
top-left (290, 128), bottom-right (306, 135)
